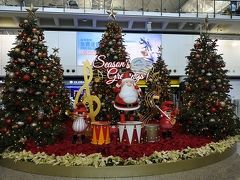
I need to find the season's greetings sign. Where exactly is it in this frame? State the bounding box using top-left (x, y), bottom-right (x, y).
top-left (93, 55), bottom-right (145, 85)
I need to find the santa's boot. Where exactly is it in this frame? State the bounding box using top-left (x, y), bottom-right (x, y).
top-left (162, 131), bottom-right (167, 139)
top-left (72, 134), bottom-right (78, 144)
top-left (80, 134), bottom-right (86, 144)
top-left (166, 131), bottom-right (173, 139)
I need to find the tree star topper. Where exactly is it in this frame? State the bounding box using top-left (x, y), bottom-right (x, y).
top-left (203, 15), bottom-right (209, 32)
top-left (107, 8), bottom-right (117, 20)
top-left (26, 3), bottom-right (38, 18)
top-left (52, 48), bottom-right (59, 54)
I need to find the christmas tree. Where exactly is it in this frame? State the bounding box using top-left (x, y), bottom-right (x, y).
top-left (91, 21), bottom-right (130, 124)
top-left (47, 48), bottom-right (71, 121)
top-left (179, 25), bottom-right (240, 139)
top-left (138, 47), bottom-right (172, 122)
top-left (0, 5), bottom-right (69, 152)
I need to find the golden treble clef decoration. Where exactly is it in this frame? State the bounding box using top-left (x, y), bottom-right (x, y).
top-left (74, 61), bottom-right (101, 122)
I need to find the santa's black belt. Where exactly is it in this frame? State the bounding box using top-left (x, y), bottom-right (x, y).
top-left (115, 102), bottom-right (138, 108)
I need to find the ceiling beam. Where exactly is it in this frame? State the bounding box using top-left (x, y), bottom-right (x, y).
top-left (161, 22), bottom-right (169, 30)
top-left (178, 22), bottom-right (186, 30)
top-left (53, 17), bottom-right (59, 26)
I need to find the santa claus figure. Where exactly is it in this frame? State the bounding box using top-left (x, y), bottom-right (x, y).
top-left (159, 101), bottom-right (177, 139)
top-left (72, 102), bottom-right (89, 144)
top-left (113, 71), bottom-right (141, 111)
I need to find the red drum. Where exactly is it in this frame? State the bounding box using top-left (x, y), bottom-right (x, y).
top-left (117, 121), bottom-right (142, 145)
top-left (91, 121), bottom-right (110, 145)
top-left (144, 124), bottom-right (160, 142)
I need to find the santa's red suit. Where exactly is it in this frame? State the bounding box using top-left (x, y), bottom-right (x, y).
top-left (160, 101), bottom-right (176, 129)
top-left (160, 108), bottom-right (176, 129)
top-left (113, 72), bottom-right (141, 111)
top-left (159, 101), bottom-right (177, 139)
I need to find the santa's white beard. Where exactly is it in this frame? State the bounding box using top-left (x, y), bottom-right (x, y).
top-left (119, 84), bottom-right (138, 104)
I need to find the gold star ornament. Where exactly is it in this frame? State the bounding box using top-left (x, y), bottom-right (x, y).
top-left (26, 3), bottom-right (38, 18)
top-left (107, 8), bottom-right (117, 20)
top-left (203, 14), bottom-right (209, 32)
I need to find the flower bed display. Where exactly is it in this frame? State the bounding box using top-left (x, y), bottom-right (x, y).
top-left (0, 121), bottom-right (239, 178)
top-left (0, 135), bottom-right (238, 167)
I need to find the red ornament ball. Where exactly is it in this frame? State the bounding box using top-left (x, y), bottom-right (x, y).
top-left (26, 116), bottom-right (33, 124)
top-left (43, 121), bottom-right (51, 128)
top-left (23, 74), bottom-right (30, 81)
top-left (28, 88), bottom-right (34, 94)
top-left (50, 92), bottom-right (56, 97)
top-left (27, 48), bottom-right (33, 53)
top-left (0, 128), bottom-right (7, 133)
top-left (53, 107), bottom-right (60, 113)
top-left (42, 52), bottom-right (47, 57)
top-left (211, 107), bottom-right (217, 113)
top-left (15, 71), bottom-right (20, 76)
top-left (5, 118), bottom-right (12, 125)
top-left (39, 65), bottom-right (45, 70)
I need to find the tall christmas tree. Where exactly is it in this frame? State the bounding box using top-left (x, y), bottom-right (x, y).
top-left (179, 21), bottom-right (240, 139)
top-left (0, 5), bottom-right (69, 152)
top-left (138, 47), bottom-right (172, 122)
top-left (91, 20), bottom-right (130, 124)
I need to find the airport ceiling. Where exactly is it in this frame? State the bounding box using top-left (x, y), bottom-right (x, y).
top-left (0, 0), bottom-right (240, 36)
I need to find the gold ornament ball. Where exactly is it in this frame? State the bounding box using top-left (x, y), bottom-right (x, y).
top-left (21, 51), bottom-right (26, 56)
top-left (32, 39), bottom-right (38, 44)
top-left (15, 48), bottom-right (20, 53)
top-left (205, 80), bottom-right (210, 84)
top-left (32, 28), bottom-right (37, 33)
top-left (220, 101), bottom-right (226, 107)
top-left (29, 61), bottom-right (35, 66)
top-left (94, 77), bottom-right (100, 83)
top-left (8, 72), bottom-right (15, 78)
top-left (27, 37), bottom-right (32, 43)
top-left (195, 54), bottom-right (200, 58)
top-left (38, 52), bottom-right (43, 57)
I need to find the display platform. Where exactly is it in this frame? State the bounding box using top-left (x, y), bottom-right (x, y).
top-left (0, 144), bottom-right (236, 178)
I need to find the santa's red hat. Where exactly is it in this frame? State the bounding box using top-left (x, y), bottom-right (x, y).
top-left (115, 71), bottom-right (135, 88)
top-left (75, 102), bottom-right (88, 113)
top-left (121, 71), bottom-right (135, 84)
top-left (161, 101), bottom-right (174, 109)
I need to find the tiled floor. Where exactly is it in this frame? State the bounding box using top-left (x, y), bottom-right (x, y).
top-left (0, 144), bottom-right (240, 180)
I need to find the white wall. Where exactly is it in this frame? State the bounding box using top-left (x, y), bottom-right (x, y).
top-left (0, 32), bottom-right (198, 77)
top-left (44, 31), bottom-right (79, 76)
top-left (1, 31), bottom-right (240, 77)
top-left (0, 35), bottom-right (15, 75)
top-left (162, 34), bottom-right (198, 76)
top-left (217, 40), bottom-right (240, 76)
top-left (1, 32), bottom-right (240, 99)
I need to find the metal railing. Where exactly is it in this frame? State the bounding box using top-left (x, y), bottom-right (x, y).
top-left (0, 0), bottom-right (237, 19)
